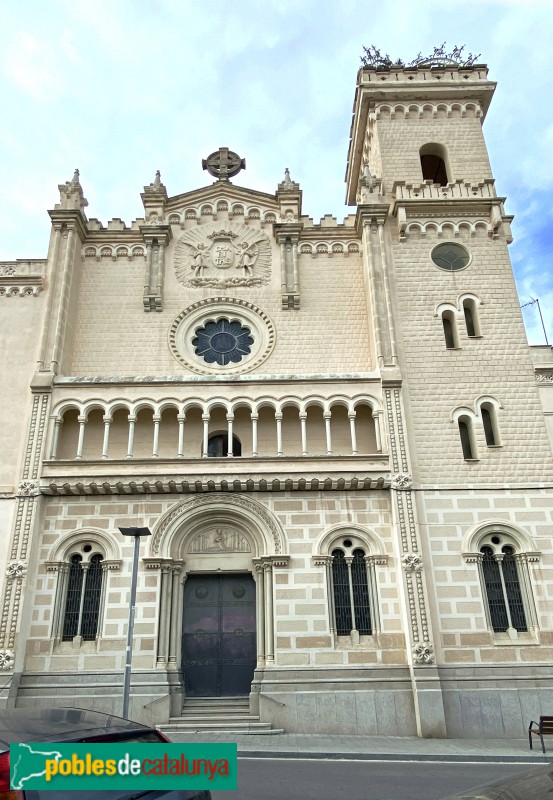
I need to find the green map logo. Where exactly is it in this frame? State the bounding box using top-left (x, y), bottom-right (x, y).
top-left (10, 742), bottom-right (237, 791)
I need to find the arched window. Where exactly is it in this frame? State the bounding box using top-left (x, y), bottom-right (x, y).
top-left (481, 404), bottom-right (499, 447)
top-left (480, 544), bottom-right (528, 633)
top-left (420, 143), bottom-right (449, 185)
top-left (207, 433), bottom-right (242, 457)
top-left (62, 553), bottom-right (104, 641)
top-left (458, 416), bottom-right (476, 460)
top-left (463, 298), bottom-right (480, 337)
top-left (331, 547), bottom-right (373, 636)
top-left (442, 311), bottom-right (458, 349)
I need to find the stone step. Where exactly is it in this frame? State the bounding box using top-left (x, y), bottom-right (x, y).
top-left (158, 721), bottom-right (283, 734)
top-left (170, 715), bottom-right (259, 724)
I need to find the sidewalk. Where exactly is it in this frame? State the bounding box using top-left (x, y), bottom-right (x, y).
top-left (168, 731), bottom-right (552, 764)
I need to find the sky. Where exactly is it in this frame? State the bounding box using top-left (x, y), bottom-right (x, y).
top-left (1, 0), bottom-right (551, 344)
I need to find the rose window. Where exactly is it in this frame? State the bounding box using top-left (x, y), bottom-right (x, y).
top-left (192, 318), bottom-right (254, 366)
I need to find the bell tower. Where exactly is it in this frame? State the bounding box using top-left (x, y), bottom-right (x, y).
top-left (345, 49), bottom-right (553, 738)
top-left (347, 51), bottom-right (551, 487)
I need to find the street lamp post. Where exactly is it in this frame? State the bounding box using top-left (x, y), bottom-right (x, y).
top-left (118, 526), bottom-right (152, 719)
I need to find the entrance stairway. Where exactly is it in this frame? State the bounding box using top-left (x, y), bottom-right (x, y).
top-left (157, 697), bottom-right (284, 735)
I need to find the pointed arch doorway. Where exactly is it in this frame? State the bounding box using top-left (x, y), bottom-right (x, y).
top-left (182, 573), bottom-right (256, 696)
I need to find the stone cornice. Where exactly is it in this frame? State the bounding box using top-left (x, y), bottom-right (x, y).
top-left (40, 470), bottom-right (391, 496)
top-left (48, 209), bottom-right (89, 242)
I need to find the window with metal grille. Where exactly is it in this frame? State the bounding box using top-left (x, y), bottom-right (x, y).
top-left (62, 553), bottom-right (104, 641)
top-left (480, 544), bottom-right (527, 633)
top-left (331, 548), bottom-right (372, 635)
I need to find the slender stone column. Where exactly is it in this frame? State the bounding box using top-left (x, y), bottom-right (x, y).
top-left (325, 558), bottom-right (336, 636)
top-left (264, 562), bottom-right (274, 663)
top-left (495, 554), bottom-right (515, 631)
top-left (51, 228), bottom-right (75, 371)
top-left (202, 415), bottom-right (209, 457)
top-left (157, 242), bottom-right (165, 298)
top-left (101, 416), bottom-right (111, 459)
top-left (255, 564), bottom-right (266, 665)
top-left (152, 415), bottom-right (160, 458)
top-left (349, 413), bottom-right (358, 454)
top-left (378, 221), bottom-right (398, 365)
top-left (227, 414), bottom-right (234, 457)
top-left (279, 242), bottom-right (287, 296)
top-left (251, 414), bottom-right (258, 457)
top-left (168, 567), bottom-right (181, 666)
top-left (37, 225), bottom-right (62, 370)
top-left (324, 412), bottom-right (332, 455)
top-left (144, 242), bottom-right (153, 295)
top-left (345, 557), bottom-right (358, 633)
top-left (177, 415), bottom-right (185, 458)
top-left (157, 565), bottom-right (172, 665)
top-left (75, 563), bottom-right (90, 638)
top-left (126, 416), bottom-right (136, 459)
top-left (50, 417), bottom-right (62, 460)
top-left (75, 416), bottom-right (86, 460)
top-left (299, 412), bottom-right (308, 455)
top-left (374, 410), bottom-right (383, 453)
top-left (275, 413), bottom-right (283, 456)
top-left (292, 242), bottom-right (299, 294)
top-left (51, 563), bottom-right (68, 642)
top-left (365, 556), bottom-right (380, 634)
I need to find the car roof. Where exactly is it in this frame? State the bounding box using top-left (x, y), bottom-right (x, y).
top-left (0, 707), bottom-right (152, 749)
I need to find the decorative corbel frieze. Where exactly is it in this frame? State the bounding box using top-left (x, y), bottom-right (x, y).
top-left (0, 264), bottom-right (45, 297)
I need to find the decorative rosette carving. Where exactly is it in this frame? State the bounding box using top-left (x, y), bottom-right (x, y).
top-left (413, 642), bottom-right (434, 664)
top-left (6, 562), bottom-right (27, 580)
top-left (392, 473), bottom-right (413, 490)
top-left (402, 553), bottom-right (424, 572)
top-left (0, 650), bottom-right (15, 670)
top-left (17, 480), bottom-right (40, 497)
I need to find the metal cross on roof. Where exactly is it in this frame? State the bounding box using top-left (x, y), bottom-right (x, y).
top-left (202, 147), bottom-right (246, 181)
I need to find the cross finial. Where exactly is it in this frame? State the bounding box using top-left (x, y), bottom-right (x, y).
top-left (202, 148), bottom-right (246, 181)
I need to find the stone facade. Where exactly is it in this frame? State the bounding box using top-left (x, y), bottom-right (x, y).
top-left (1, 62), bottom-right (552, 738)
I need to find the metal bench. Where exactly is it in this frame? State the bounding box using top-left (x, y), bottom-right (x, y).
top-left (529, 716), bottom-right (553, 753)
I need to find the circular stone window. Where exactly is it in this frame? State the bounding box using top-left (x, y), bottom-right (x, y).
top-left (192, 319), bottom-right (253, 366)
top-left (169, 297), bottom-right (275, 375)
top-left (431, 242), bottom-right (471, 271)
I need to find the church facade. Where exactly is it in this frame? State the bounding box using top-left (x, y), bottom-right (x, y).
top-left (1, 57), bottom-right (552, 738)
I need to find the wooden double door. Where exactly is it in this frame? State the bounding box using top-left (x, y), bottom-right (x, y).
top-left (181, 574), bottom-right (256, 696)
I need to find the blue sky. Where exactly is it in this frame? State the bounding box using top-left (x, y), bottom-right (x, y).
top-left (1, 0), bottom-right (551, 343)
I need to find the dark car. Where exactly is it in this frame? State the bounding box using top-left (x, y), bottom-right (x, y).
top-left (440, 761), bottom-right (553, 800)
top-left (0, 707), bottom-right (211, 799)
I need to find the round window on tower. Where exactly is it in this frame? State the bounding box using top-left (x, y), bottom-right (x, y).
top-left (431, 242), bottom-right (471, 271)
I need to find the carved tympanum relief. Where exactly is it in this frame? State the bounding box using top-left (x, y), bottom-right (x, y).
top-left (174, 221), bottom-right (271, 288)
top-left (188, 527), bottom-right (252, 554)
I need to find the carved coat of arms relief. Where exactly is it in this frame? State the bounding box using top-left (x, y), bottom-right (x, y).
top-left (174, 221), bottom-right (271, 288)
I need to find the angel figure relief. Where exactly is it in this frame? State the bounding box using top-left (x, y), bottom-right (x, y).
top-left (237, 242), bottom-right (258, 277)
top-left (191, 243), bottom-right (207, 277)
top-left (175, 220), bottom-right (271, 288)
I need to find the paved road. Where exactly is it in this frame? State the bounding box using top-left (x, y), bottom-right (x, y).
top-left (211, 757), bottom-right (533, 800)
